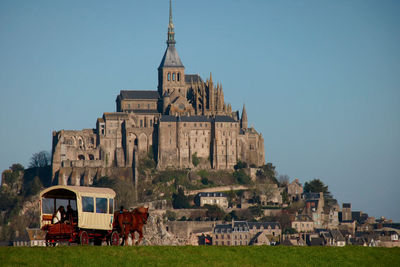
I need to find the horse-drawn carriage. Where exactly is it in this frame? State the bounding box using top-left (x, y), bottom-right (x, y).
top-left (40, 185), bottom-right (149, 246)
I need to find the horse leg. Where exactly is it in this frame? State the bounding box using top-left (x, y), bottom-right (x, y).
top-left (136, 229), bottom-right (143, 245)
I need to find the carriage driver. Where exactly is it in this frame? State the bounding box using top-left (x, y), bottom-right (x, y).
top-left (52, 206), bottom-right (66, 224)
top-left (65, 205), bottom-right (77, 224)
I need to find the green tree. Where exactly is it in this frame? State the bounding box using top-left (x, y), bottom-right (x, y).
top-left (249, 205), bottom-right (263, 217)
top-left (304, 179), bottom-right (329, 194)
top-left (304, 179), bottom-right (337, 211)
top-left (233, 170), bottom-right (252, 185)
top-left (234, 161), bottom-right (247, 170)
top-left (172, 188), bottom-right (191, 209)
top-left (256, 163), bottom-right (278, 184)
top-left (204, 204), bottom-right (226, 220)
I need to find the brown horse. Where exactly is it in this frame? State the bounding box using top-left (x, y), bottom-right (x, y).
top-left (129, 207), bottom-right (149, 245)
top-left (113, 207), bottom-right (149, 246)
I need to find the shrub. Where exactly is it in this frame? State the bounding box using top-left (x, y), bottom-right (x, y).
top-left (234, 161), bottom-right (247, 170)
top-left (165, 210), bottom-right (176, 221)
top-left (192, 153), bottom-right (200, 167)
top-left (233, 170), bottom-right (252, 185)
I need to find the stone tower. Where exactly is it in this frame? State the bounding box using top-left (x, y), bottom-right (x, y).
top-left (158, 0), bottom-right (186, 99)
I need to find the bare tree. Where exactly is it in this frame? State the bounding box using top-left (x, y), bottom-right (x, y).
top-left (29, 151), bottom-right (51, 168)
top-left (254, 182), bottom-right (278, 205)
top-left (278, 174), bottom-right (290, 187)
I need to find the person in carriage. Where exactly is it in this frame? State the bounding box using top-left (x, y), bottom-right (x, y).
top-left (52, 205), bottom-right (66, 224)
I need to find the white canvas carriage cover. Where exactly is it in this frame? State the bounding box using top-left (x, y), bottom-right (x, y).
top-left (40, 185), bottom-right (116, 230)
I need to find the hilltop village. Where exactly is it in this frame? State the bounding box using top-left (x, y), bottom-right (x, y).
top-left (1, 2), bottom-right (399, 248)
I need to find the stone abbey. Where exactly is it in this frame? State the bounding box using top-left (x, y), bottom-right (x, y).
top-left (51, 2), bottom-right (265, 185)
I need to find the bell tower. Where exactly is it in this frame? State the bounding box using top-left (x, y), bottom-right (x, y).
top-left (158, 0), bottom-right (186, 98)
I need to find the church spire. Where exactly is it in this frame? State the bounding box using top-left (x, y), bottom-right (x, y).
top-left (167, 0), bottom-right (176, 46)
top-left (241, 104), bottom-right (248, 129)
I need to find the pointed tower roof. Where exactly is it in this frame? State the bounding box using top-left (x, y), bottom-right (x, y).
top-left (158, 0), bottom-right (184, 69)
top-left (241, 104), bottom-right (248, 129)
top-left (241, 104), bottom-right (248, 121)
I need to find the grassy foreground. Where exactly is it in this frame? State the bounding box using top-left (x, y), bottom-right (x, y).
top-left (1, 246), bottom-right (399, 266)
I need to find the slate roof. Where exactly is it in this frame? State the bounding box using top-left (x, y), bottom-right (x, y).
top-left (247, 222), bottom-right (280, 230)
top-left (214, 221), bottom-right (250, 233)
top-left (180, 116), bottom-right (212, 122)
top-left (214, 224), bottom-right (232, 233)
top-left (129, 109), bottom-right (159, 114)
top-left (185, 74), bottom-right (203, 83)
top-left (330, 229), bottom-right (345, 241)
top-left (215, 116), bottom-right (237, 123)
top-left (197, 192), bottom-right (226, 197)
top-left (294, 215), bottom-right (313, 222)
top-left (160, 115), bottom-right (237, 123)
top-left (159, 45), bottom-right (184, 68)
top-left (309, 237), bottom-right (324, 246)
top-left (119, 90), bottom-right (160, 100)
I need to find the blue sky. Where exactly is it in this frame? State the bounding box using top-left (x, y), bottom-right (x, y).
top-left (0, 0), bottom-right (399, 221)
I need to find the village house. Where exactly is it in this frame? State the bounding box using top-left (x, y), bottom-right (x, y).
top-left (247, 222), bottom-right (281, 245)
top-left (194, 192), bottom-right (228, 209)
top-left (287, 179), bottom-right (303, 202)
top-left (292, 214), bottom-right (314, 233)
top-left (213, 221), bottom-right (251, 246)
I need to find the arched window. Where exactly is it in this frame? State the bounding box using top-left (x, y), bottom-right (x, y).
top-left (167, 73), bottom-right (171, 81)
top-left (78, 155), bottom-right (85, 160)
top-left (88, 154), bottom-right (94, 160)
top-left (177, 73), bottom-right (180, 81)
top-left (172, 73), bottom-right (175, 81)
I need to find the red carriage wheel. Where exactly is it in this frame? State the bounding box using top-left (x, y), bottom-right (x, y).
top-left (80, 231), bottom-right (89, 245)
top-left (110, 231), bottom-right (119, 246)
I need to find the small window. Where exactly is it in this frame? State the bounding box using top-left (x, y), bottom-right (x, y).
top-left (177, 73), bottom-right (180, 81)
top-left (150, 119), bottom-right (153, 127)
top-left (168, 73), bottom-right (171, 81)
top-left (140, 120), bottom-right (143, 128)
top-left (148, 104), bottom-right (150, 109)
top-left (96, 198), bottom-right (107, 213)
top-left (172, 73), bottom-right (175, 81)
top-left (82, 197), bottom-right (94, 212)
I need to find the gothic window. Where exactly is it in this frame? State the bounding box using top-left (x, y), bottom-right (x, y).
top-left (138, 104), bottom-right (140, 108)
top-left (140, 120), bottom-right (143, 128)
top-left (200, 123), bottom-right (202, 127)
top-left (168, 73), bottom-right (171, 81)
top-left (194, 123), bottom-right (197, 127)
top-left (150, 119), bottom-right (153, 127)
top-left (144, 119), bottom-right (147, 127)
top-left (178, 89), bottom-right (181, 93)
top-left (177, 73), bottom-right (180, 81)
top-left (172, 73), bottom-right (175, 81)
top-left (88, 154), bottom-right (94, 160)
top-left (148, 104), bottom-right (150, 109)
top-left (78, 155), bottom-right (85, 160)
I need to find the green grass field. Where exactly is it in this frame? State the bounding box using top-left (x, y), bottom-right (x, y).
top-left (1, 246), bottom-right (399, 266)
